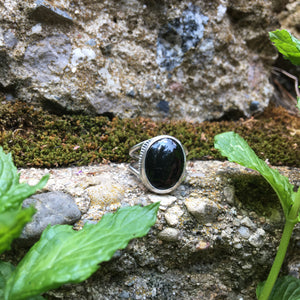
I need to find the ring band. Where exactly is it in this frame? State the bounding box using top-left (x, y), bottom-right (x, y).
top-left (129, 135), bottom-right (187, 194)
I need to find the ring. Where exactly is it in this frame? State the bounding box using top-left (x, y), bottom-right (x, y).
top-left (129, 135), bottom-right (187, 194)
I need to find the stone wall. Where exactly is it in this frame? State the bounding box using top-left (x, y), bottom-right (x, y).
top-left (1, 0), bottom-right (297, 121)
top-left (5, 161), bottom-right (299, 299)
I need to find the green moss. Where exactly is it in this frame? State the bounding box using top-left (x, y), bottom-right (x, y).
top-left (232, 174), bottom-right (283, 221)
top-left (0, 101), bottom-right (299, 168)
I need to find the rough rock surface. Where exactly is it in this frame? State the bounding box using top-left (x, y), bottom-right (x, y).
top-left (0, 0), bottom-right (297, 121)
top-left (20, 191), bottom-right (81, 243)
top-left (14, 160), bottom-right (300, 299)
top-left (278, 1), bottom-right (300, 37)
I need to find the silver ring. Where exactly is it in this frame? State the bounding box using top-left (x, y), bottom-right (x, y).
top-left (129, 135), bottom-right (187, 194)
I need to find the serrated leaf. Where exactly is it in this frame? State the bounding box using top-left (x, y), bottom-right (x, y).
top-left (214, 132), bottom-right (295, 217)
top-left (4, 202), bottom-right (159, 300)
top-left (0, 207), bottom-right (36, 255)
top-left (269, 29), bottom-right (300, 65)
top-left (257, 276), bottom-right (300, 300)
top-left (0, 147), bottom-right (49, 213)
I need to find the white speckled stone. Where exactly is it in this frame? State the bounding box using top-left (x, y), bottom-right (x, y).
top-left (241, 216), bottom-right (256, 230)
top-left (165, 205), bottom-right (184, 226)
top-left (238, 226), bottom-right (251, 239)
top-left (148, 194), bottom-right (177, 210)
top-left (249, 228), bottom-right (266, 248)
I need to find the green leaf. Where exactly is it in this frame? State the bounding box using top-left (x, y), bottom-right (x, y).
top-left (297, 97), bottom-right (300, 111)
top-left (0, 207), bottom-right (36, 255)
top-left (257, 276), bottom-right (300, 300)
top-left (0, 262), bottom-right (15, 289)
top-left (214, 132), bottom-right (295, 217)
top-left (0, 147), bottom-right (49, 213)
top-left (269, 29), bottom-right (300, 65)
top-left (0, 262), bottom-right (45, 300)
top-left (4, 202), bottom-right (160, 300)
top-left (0, 261), bottom-right (15, 300)
top-left (0, 147), bottom-right (49, 254)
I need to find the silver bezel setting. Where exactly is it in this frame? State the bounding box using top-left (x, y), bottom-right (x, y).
top-left (129, 135), bottom-right (187, 194)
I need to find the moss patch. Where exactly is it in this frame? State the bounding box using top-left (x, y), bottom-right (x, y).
top-left (0, 101), bottom-right (299, 168)
top-left (231, 174), bottom-right (283, 220)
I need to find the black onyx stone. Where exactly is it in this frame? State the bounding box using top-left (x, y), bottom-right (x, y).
top-left (145, 138), bottom-right (184, 190)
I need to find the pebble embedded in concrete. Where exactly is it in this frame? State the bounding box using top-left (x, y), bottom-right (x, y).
top-left (148, 194), bottom-right (177, 210)
top-left (238, 226), bottom-right (251, 239)
top-left (87, 181), bottom-right (124, 210)
top-left (223, 185), bottom-right (235, 205)
top-left (241, 216), bottom-right (256, 230)
top-left (21, 191), bottom-right (81, 243)
top-left (165, 205), bottom-right (184, 226)
top-left (249, 228), bottom-right (266, 248)
top-left (85, 175), bottom-right (126, 221)
top-left (158, 228), bottom-right (180, 242)
top-left (185, 196), bottom-right (220, 223)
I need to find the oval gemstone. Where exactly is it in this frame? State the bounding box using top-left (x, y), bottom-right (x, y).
top-left (145, 137), bottom-right (185, 190)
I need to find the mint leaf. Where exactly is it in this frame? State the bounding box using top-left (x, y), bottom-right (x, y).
top-left (0, 262), bottom-right (44, 300)
top-left (214, 132), bottom-right (295, 217)
top-left (0, 147), bottom-right (49, 254)
top-left (257, 276), bottom-right (300, 300)
top-left (0, 207), bottom-right (36, 255)
top-left (0, 261), bottom-right (15, 289)
top-left (269, 29), bottom-right (300, 65)
top-left (4, 202), bottom-right (159, 300)
top-left (0, 261), bottom-right (45, 300)
top-left (0, 147), bottom-right (49, 213)
top-left (0, 262), bottom-right (14, 300)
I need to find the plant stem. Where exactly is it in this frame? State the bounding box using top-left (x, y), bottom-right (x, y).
top-left (259, 188), bottom-right (300, 300)
top-left (258, 220), bottom-right (295, 300)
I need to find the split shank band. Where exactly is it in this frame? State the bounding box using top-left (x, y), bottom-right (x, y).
top-left (129, 135), bottom-right (187, 194)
